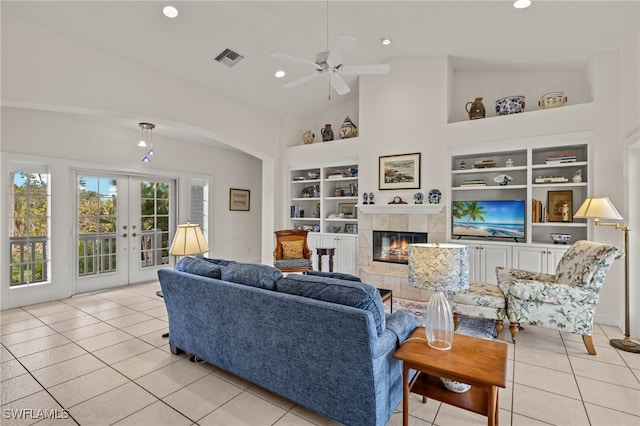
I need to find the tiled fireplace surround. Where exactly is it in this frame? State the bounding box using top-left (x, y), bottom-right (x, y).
top-left (357, 209), bottom-right (447, 302)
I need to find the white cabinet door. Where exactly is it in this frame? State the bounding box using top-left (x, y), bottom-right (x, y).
top-left (466, 243), bottom-right (512, 284)
top-left (513, 245), bottom-right (568, 274)
top-left (512, 246), bottom-right (548, 273)
top-left (546, 247), bottom-right (568, 273)
top-left (481, 244), bottom-right (512, 284)
top-left (319, 234), bottom-right (358, 275)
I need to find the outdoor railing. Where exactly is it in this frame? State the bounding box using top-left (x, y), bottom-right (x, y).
top-left (9, 236), bottom-right (48, 286)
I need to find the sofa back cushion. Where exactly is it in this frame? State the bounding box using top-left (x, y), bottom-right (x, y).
top-left (305, 270), bottom-right (362, 282)
top-left (276, 274), bottom-right (385, 334)
top-left (176, 256), bottom-right (223, 279)
top-left (221, 262), bottom-right (283, 290)
top-left (201, 257), bottom-right (235, 267)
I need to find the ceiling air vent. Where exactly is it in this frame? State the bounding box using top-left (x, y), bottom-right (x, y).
top-left (214, 48), bottom-right (244, 68)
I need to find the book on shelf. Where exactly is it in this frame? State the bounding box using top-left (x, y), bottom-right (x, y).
top-left (532, 199), bottom-right (548, 223)
top-left (460, 179), bottom-right (487, 187)
top-left (534, 176), bottom-right (568, 184)
top-left (545, 153), bottom-right (577, 164)
top-left (472, 160), bottom-right (496, 169)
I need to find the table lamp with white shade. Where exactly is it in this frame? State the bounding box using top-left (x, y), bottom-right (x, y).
top-left (408, 243), bottom-right (470, 350)
top-left (574, 196), bottom-right (639, 353)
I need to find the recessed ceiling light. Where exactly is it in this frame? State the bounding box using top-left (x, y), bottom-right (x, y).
top-left (513, 0), bottom-right (531, 9)
top-left (163, 6), bottom-right (178, 18)
top-left (381, 38), bottom-right (392, 46)
top-left (275, 70), bottom-right (286, 78)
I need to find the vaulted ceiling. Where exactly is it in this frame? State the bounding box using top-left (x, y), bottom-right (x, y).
top-left (3, 1), bottom-right (638, 121)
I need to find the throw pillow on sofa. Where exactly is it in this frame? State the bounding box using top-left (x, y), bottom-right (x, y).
top-left (276, 274), bottom-right (386, 335)
top-left (221, 262), bottom-right (283, 290)
top-left (176, 256), bottom-right (223, 279)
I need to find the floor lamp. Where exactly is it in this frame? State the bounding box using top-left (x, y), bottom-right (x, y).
top-left (159, 222), bottom-right (209, 338)
top-left (574, 197), bottom-right (639, 353)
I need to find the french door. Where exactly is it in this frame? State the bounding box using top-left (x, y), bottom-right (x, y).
top-left (74, 172), bottom-right (174, 293)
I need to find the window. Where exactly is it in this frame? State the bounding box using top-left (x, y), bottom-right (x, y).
top-left (140, 180), bottom-right (172, 267)
top-left (9, 170), bottom-right (51, 286)
top-left (77, 176), bottom-right (118, 277)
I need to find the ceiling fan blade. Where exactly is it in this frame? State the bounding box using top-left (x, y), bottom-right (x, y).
top-left (340, 64), bottom-right (391, 75)
top-left (329, 74), bottom-right (350, 95)
top-left (271, 52), bottom-right (320, 70)
top-left (283, 73), bottom-right (320, 88)
top-left (326, 34), bottom-right (355, 68)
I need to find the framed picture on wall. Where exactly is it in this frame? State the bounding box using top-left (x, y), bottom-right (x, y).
top-left (229, 188), bottom-right (250, 211)
top-left (379, 153), bottom-right (421, 190)
top-left (547, 190), bottom-right (573, 222)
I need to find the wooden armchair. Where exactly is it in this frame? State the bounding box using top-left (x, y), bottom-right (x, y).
top-left (273, 230), bottom-right (312, 273)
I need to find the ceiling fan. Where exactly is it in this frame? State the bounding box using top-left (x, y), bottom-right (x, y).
top-left (271, 34), bottom-right (390, 96)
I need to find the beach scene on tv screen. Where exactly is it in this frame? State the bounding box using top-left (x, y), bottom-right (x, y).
top-left (453, 200), bottom-right (525, 239)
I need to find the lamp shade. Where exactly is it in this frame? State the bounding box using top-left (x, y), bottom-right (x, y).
top-left (574, 197), bottom-right (623, 220)
top-left (169, 223), bottom-right (209, 256)
top-left (408, 243), bottom-right (470, 292)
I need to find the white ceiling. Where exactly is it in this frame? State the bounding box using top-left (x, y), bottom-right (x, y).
top-left (2, 1), bottom-right (638, 120)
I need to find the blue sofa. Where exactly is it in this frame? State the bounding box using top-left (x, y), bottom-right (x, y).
top-left (158, 259), bottom-right (419, 426)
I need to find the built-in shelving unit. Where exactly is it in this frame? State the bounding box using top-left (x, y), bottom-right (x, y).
top-left (290, 164), bottom-right (358, 235)
top-left (448, 136), bottom-right (591, 246)
top-left (289, 163), bottom-right (359, 274)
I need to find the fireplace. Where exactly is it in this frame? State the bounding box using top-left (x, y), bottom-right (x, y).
top-left (372, 230), bottom-right (428, 264)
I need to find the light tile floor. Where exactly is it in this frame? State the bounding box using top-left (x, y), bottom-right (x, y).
top-left (1, 281), bottom-right (639, 426)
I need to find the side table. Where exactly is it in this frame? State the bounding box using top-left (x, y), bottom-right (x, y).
top-left (393, 327), bottom-right (507, 426)
top-left (316, 247), bottom-right (335, 272)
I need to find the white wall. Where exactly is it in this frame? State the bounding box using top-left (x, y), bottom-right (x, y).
top-left (0, 108), bottom-right (262, 308)
top-left (1, 13), bottom-right (281, 266)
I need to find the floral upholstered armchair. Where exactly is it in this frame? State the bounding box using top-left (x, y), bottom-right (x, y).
top-left (496, 240), bottom-right (622, 355)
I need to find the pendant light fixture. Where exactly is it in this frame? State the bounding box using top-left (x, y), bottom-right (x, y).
top-left (138, 122), bottom-right (155, 163)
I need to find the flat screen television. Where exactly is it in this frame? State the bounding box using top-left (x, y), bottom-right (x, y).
top-left (452, 200), bottom-right (525, 242)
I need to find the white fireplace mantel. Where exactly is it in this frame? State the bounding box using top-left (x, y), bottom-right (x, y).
top-left (358, 204), bottom-right (444, 214)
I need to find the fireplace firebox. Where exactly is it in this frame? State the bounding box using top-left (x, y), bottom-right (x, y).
top-left (372, 231), bottom-right (428, 264)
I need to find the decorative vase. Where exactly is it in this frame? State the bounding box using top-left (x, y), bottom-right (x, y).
top-left (302, 130), bottom-right (315, 144)
top-left (465, 97), bottom-right (486, 120)
top-left (368, 192), bottom-right (375, 204)
top-left (321, 124), bottom-right (334, 142)
top-left (362, 193), bottom-right (369, 205)
top-left (339, 116), bottom-right (358, 139)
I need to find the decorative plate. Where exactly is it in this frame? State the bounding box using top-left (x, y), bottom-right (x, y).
top-left (428, 189), bottom-right (442, 204)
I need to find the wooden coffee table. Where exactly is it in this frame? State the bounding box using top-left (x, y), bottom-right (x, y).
top-left (393, 327), bottom-right (507, 426)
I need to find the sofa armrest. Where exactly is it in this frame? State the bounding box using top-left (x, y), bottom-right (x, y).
top-left (386, 310), bottom-right (420, 342)
top-left (372, 310), bottom-right (419, 358)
